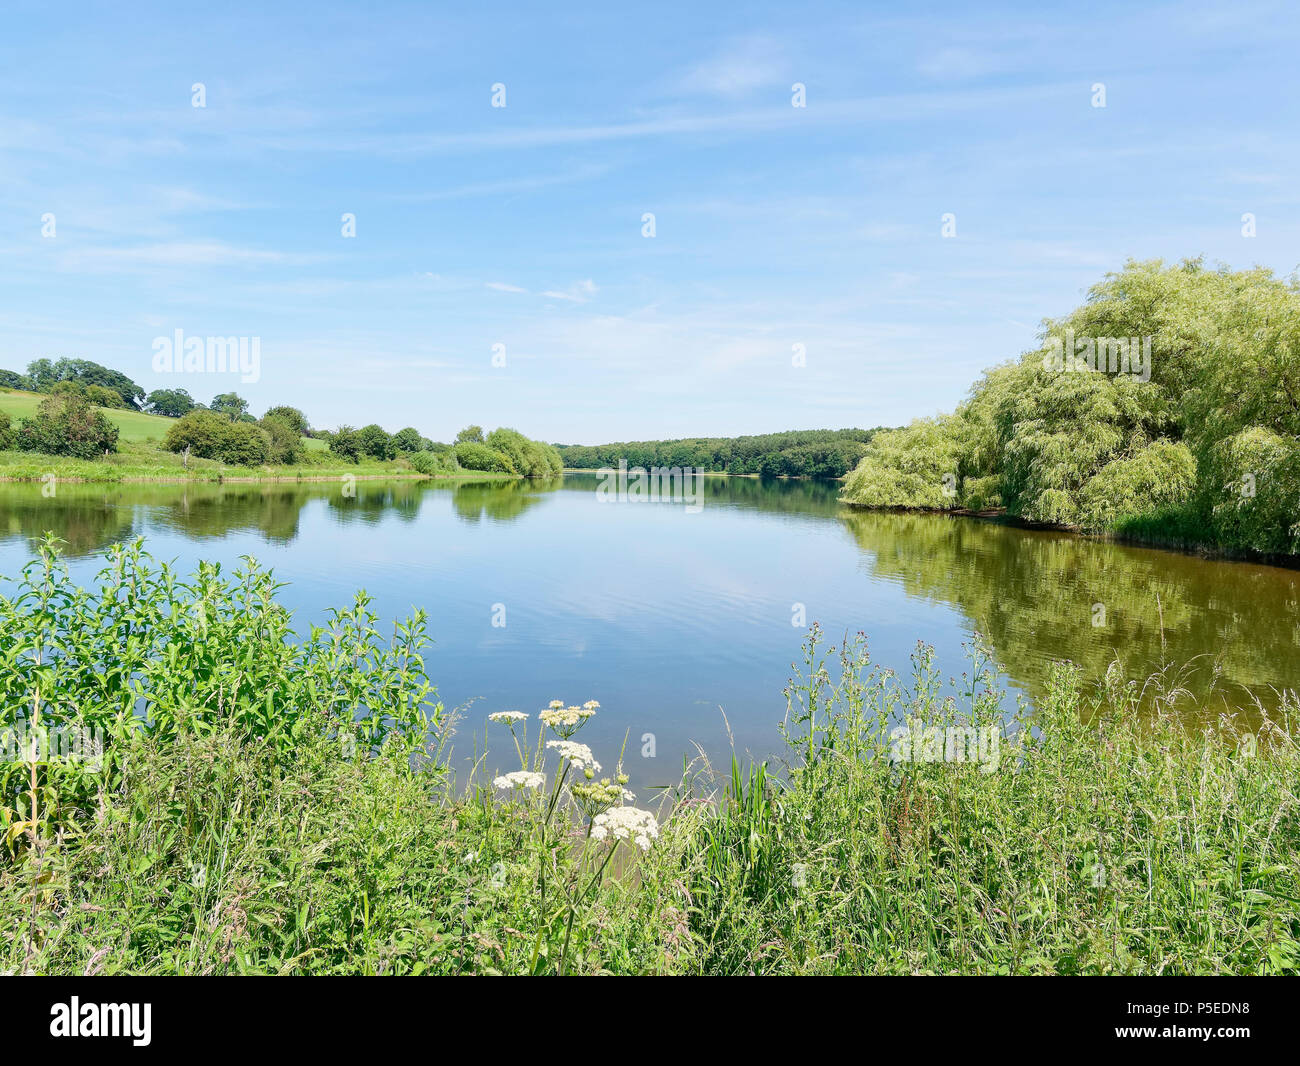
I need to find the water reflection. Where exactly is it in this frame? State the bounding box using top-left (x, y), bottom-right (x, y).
top-left (840, 509), bottom-right (1300, 716)
top-left (0, 476), bottom-right (1295, 722)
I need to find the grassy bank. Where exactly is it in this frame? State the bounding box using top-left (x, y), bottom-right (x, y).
top-left (2, 542), bottom-right (1297, 975)
top-left (0, 443), bottom-right (517, 484)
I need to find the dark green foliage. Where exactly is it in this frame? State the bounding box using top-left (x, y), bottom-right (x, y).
top-left (327, 425), bottom-right (364, 462)
top-left (391, 427), bottom-right (423, 453)
top-left (26, 357), bottom-right (145, 409)
top-left (258, 415), bottom-right (305, 464)
top-left (559, 428), bottom-right (880, 478)
top-left (146, 388), bottom-right (196, 417)
top-left (164, 410), bottom-right (271, 466)
top-left (453, 440), bottom-right (512, 473)
top-left (209, 392), bottom-right (250, 419)
top-left (15, 393), bottom-right (120, 458)
top-left (262, 405), bottom-right (310, 436)
top-left (358, 424), bottom-right (396, 460)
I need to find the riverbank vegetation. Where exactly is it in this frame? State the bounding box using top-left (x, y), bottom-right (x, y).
top-left (3, 541), bottom-right (1296, 975)
top-left (841, 259), bottom-right (1300, 558)
top-left (558, 428), bottom-right (883, 478)
top-left (1, 367), bottom-right (559, 482)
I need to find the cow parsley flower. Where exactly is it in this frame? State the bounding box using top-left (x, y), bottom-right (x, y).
top-left (493, 770), bottom-right (546, 790)
top-left (591, 806), bottom-right (659, 850)
top-left (488, 711), bottom-right (529, 724)
top-left (539, 700), bottom-right (599, 737)
top-left (546, 740), bottom-right (600, 772)
top-left (570, 777), bottom-right (636, 818)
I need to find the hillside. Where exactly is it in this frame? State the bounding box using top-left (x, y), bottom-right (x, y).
top-left (0, 388), bottom-right (326, 450)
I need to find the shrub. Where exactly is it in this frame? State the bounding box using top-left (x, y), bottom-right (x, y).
top-left (392, 427), bottom-right (424, 453)
top-left (164, 410), bottom-right (271, 465)
top-left (358, 424), bottom-right (395, 461)
top-left (262, 405), bottom-right (310, 436)
top-left (221, 421), bottom-right (272, 466)
top-left (164, 410), bottom-right (235, 459)
top-left (329, 426), bottom-right (364, 463)
top-left (453, 440), bottom-right (513, 473)
top-left (258, 414), bottom-right (305, 465)
top-left (15, 393), bottom-right (119, 458)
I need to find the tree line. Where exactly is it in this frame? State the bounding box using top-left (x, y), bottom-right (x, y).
top-left (2, 357), bottom-right (560, 474)
top-left (840, 259), bottom-right (1300, 556)
top-left (556, 428), bottom-right (884, 478)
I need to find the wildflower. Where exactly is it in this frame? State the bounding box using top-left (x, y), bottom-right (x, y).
top-left (488, 711), bottom-right (529, 724)
top-left (493, 770), bottom-right (546, 790)
top-left (570, 777), bottom-right (636, 818)
top-left (591, 806), bottom-right (659, 850)
top-left (546, 740), bottom-right (600, 772)
top-left (538, 700), bottom-right (598, 737)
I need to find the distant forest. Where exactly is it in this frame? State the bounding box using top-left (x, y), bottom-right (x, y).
top-left (556, 428), bottom-right (887, 478)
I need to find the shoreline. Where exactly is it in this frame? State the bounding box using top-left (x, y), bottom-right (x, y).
top-left (841, 501), bottom-right (1300, 569)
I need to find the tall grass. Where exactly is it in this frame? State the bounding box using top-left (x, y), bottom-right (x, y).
top-left (2, 543), bottom-right (1297, 974)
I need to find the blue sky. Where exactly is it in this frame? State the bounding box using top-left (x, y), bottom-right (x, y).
top-left (2, 1), bottom-right (1298, 442)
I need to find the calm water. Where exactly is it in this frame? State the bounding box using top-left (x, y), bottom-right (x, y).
top-left (1, 476), bottom-right (1297, 783)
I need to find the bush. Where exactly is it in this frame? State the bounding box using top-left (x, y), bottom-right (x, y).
top-left (453, 440), bottom-right (513, 473)
top-left (262, 405), bottom-right (310, 436)
top-left (392, 427), bottom-right (424, 453)
top-left (358, 424), bottom-right (395, 461)
top-left (15, 393), bottom-right (120, 458)
top-left (841, 417), bottom-right (966, 510)
top-left (258, 414), bottom-right (304, 465)
top-left (329, 426), bottom-right (364, 463)
top-left (164, 410), bottom-right (234, 459)
top-left (409, 449), bottom-right (457, 475)
top-left (221, 421), bottom-right (272, 466)
top-left (164, 410), bottom-right (271, 466)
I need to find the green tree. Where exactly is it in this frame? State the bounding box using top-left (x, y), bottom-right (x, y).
top-left (16, 392), bottom-right (120, 458)
top-left (164, 410), bottom-right (235, 459)
top-left (392, 427), bottom-right (424, 453)
top-left (146, 388), bottom-right (196, 417)
top-left (210, 392), bottom-right (250, 419)
top-left (258, 414), bottom-right (305, 464)
top-left (263, 405), bottom-right (310, 436)
top-left (358, 424), bottom-right (396, 460)
top-left (329, 426), bottom-right (364, 463)
top-left (456, 425), bottom-right (485, 444)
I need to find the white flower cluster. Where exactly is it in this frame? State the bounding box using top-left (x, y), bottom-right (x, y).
top-left (488, 711), bottom-right (529, 724)
top-left (545, 740), bottom-right (600, 772)
top-left (492, 771), bottom-right (546, 790)
top-left (591, 806), bottom-right (659, 850)
top-left (538, 699), bottom-right (599, 736)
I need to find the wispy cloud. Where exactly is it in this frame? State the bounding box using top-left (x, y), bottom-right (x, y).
top-left (541, 279), bottom-right (598, 303)
top-left (677, 35), bottom-right (791, 97)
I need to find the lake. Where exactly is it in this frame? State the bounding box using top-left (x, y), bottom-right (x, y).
top-left (1, 474), bottom-right (1296, 785)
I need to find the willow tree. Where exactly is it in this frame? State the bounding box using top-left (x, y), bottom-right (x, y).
top-left (842, 259), bottom-right (1300, 555)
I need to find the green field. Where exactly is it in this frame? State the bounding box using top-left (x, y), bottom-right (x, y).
top-left (0, 387), bottom-right (327, 449)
